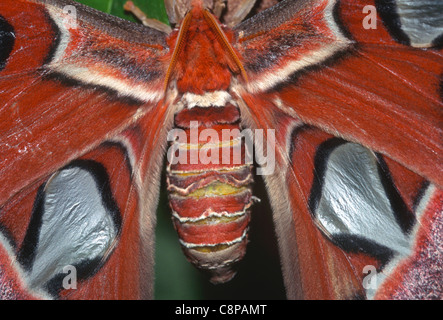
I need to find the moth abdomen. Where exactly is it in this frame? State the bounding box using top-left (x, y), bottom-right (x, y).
top-left (166, 100), bottom-right (254, 283)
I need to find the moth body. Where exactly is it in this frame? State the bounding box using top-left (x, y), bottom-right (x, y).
top-left (166, 96), bottom-right (254, 283)
top-left (164, 4), bottom-right (256, 283)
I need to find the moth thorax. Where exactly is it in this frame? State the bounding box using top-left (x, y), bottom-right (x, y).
top-left (166, 96), bottom-right (254, 283)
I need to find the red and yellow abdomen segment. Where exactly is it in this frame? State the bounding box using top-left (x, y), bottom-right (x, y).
top-left (166, 102), bottom-right (254, 283)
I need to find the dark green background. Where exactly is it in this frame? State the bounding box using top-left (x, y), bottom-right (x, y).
top-left (74, 0), bottom-right (286, 299)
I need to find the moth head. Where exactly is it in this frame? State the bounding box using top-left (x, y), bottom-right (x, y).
top-left (164, 0), bottom-right (219, 25)
top-left (164, 0), bottom-right (278, 28)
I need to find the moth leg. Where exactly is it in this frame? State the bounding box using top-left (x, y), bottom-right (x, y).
top-left (213, 0), bottom-right (225, 18)
top-left (225, 0), bottom-right (256, 27)
top-left (164, 0), bottom-right (186, 25)
top-left (123, 1), bottom-right (172, 33)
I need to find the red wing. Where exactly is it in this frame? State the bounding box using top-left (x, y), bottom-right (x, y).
top-left (0, 0), bottom-right (169, 203)
top-left (235, 0), bottom-right (442, 299)
top-left (238, 94), bottom-right (368, 299)
top-left (234, 0), bottom-right (352, 93)
top-left (235, 0), bottom-right (442, 187)
top-left (0, 0), bottom-right (173, 299)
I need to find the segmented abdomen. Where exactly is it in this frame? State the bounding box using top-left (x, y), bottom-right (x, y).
top-left (166, 102), bottom-right (254, 283)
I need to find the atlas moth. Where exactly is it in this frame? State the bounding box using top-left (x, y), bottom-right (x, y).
top-left (0, 0), bottom-right (441, 300)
